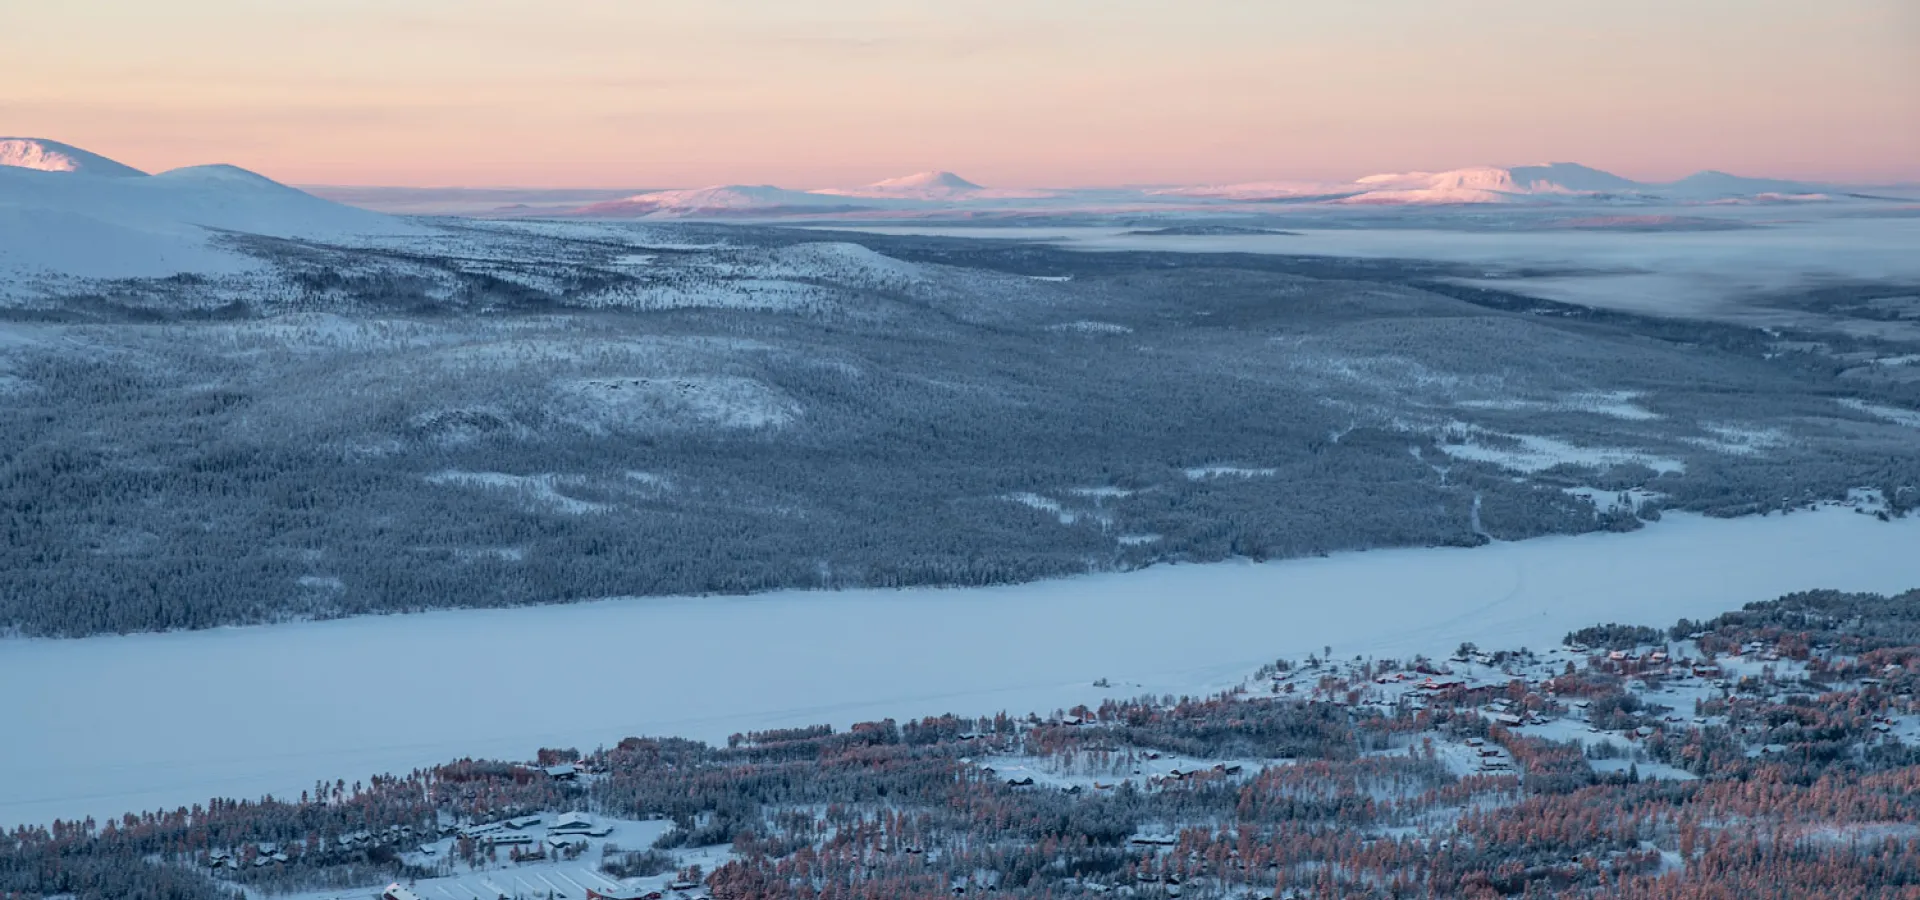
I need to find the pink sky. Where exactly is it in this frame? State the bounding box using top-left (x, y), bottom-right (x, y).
top-left (4, 0), bottom-right (1915, 188)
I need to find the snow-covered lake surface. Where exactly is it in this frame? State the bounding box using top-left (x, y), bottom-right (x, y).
top-left (4, 508), bottom-right (1918, 828)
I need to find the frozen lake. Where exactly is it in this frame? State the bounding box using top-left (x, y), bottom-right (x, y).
top-left (4, 507), bottom-right (1917, 828)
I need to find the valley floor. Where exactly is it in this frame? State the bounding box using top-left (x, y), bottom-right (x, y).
top-left (4, 505), bottom-right (1915, 829)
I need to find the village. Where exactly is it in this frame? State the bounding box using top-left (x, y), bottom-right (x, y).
top-left (17, 588), bottom-right (1920, 899)
top-left (249, 777), bottom-right (731, 900)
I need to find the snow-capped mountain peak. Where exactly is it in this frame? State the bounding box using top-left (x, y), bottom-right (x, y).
top-left (1506, 162), bottom-right (1641, 193)
top-left (1662, 170), bottom-right (1828, 198)
top-left (812, 170), bottom-right (1056, 202)
top-left (1348, 163), bottom-right (1644, 202)
top-left (571, 184), bottom-right (879, 217)
top-left (0, 137), bottom-right (148, 177)
top-left (0, 139), bottom-right (417, 281)
top-left (867, 171), bottom-right (982, 192)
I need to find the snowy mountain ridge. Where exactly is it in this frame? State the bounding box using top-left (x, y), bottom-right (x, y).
top-left (1169, 162), bottom-right (1840, 205)
top-left (573, 171), bottom-right (1059, 215)
top-left (0, 138), bottom-right (418, 281)
top-left (570, 184), bottom-right (885, 217)
top-left (0, 137), bottom-right (148, 177)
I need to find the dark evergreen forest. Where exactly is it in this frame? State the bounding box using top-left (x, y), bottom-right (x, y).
top-left (4, 223), bottom-right (1917, 637)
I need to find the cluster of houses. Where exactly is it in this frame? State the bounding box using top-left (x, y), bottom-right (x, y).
top-left (1596, 646), bottom-right (1728, 684)
top-left (209, 824), bottom-right (423, 869)
top-left (206, 844), bottom-right (290, 869)
top-left (459, 811), bottom-right (615, 852)
top-left (1464, 736), bottom-right (1511, 772)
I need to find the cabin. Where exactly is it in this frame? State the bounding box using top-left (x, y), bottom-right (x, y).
top-left (553, 811), bottom-right (593, 830)
top-left (383, 885), bottom-right (425, 900)
top-left (462, 821), bottom-right (507, 838)
top-left (544, 763), bottom-right (580, 781)
top-left (551, 810), bottom-right (615, 837)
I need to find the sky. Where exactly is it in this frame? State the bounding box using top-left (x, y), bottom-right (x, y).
top-left (3, 0), bottom-right (1915, 188)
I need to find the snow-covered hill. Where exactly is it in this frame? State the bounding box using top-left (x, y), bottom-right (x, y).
top-left (0, 137), bottom-right (147, 177)
top-left (0, 139), bottom-right (419, 281)
top-left (569, 172), bottom-right (1056, 216)
top-left (1659, 170), bottom-right (1831, 199)
top-left (814, 171), bottom-right (1057, 202)
top-left (571, 184), bottom-right (887, 217)
top-left (1346, 164), bottom-right (1658, 203)
top-left (540, 160), bottom-right (1860, 218)
top-left (1158, 163), bottom-right (1840, 206)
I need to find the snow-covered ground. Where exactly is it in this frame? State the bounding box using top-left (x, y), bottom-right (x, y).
top-left (820, 217), bottom-right (1920, 325)
top-left (274, 815), bottom-right (730, 900)
top-left (3, 508), bottom-right (1916, 828)
top-left (0, 140), bottom-right (420, 289)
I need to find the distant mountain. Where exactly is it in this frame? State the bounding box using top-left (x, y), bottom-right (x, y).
top-left (1344, 164), bottom-right (1652, 204)
top-left (871, 171), bottom-right (981, 192)
top-left (0, 137), bottom-right (148, 177)
top-left (1156, 164), bottom-right (1647, 205)
top-left (0, 139), bottom-right (416, 280)
top-left (1506, 162), bottom-right (1643, 193)
top-left (571, 185), bottom-right (884, 217)
top-left (1660, 170), bottom-right (1831, 198)
top-left (1172, 163), bottom-right (1840, 206)
top-left (549, 162), bottom-right (1857, 217)
top-left (813, 171), bottom-right (1057, 202)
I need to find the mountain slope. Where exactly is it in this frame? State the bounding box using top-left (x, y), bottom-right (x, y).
top-left (1662, 170), bottom-right (1830, 197)
top-left (1507, 162), bottom-right (1642, 192)
top-left (0, 137), bottom-right (148, 177)
top-left (871, 171), bottom-right (981, 192)
top-left (571, 185), bottom-right (884, 217)
top-left (0, 140), bottom-right (418, 281)
top-left (1343, 164), bottom-right (1648, 203)
top-left (1153, 164), bottom-right (1645, 205)
top-left (815, 171), bottom-right (1058, 201)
